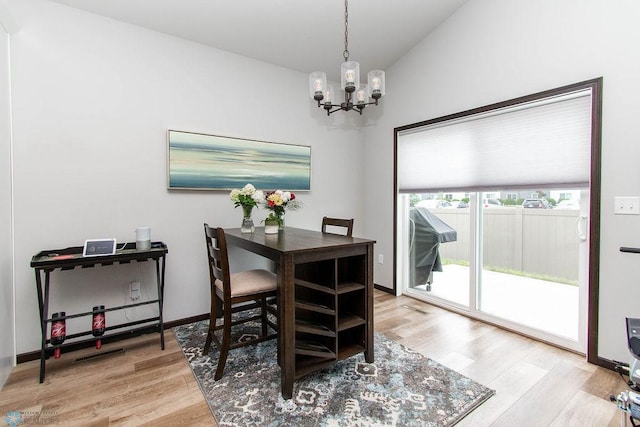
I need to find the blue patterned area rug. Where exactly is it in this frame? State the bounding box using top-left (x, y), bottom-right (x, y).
top-left (173, 320), bottom-right (494, 426)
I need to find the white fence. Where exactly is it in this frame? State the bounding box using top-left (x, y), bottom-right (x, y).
top-left (432, 208), bottom-right (580, 282)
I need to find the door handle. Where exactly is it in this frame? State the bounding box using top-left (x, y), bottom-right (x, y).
top-left (576, 215), bottom-right (587, 241)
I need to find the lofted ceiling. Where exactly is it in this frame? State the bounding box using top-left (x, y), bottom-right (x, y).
top-left (47, 0), bottom-right (468, 82)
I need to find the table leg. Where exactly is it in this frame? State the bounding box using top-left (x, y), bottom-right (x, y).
top-left (280, 253), bottom-right (295, 399)
top-left (365, 244), bottom-right (375, 363)
top-left (156, 256), bottom-right (166, 350)
top-left (37, 270), bottom-right (51, 383)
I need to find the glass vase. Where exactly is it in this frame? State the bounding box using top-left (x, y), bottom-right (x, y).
top-left (264, 221), bottom-right (279, 234)
top-left (240, 205), bottom-right (255, 233)
top-left (278, 215), bottom-right (285, 230)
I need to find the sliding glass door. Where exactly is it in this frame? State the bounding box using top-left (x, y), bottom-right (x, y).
top-left (395, 79), bottom-right (602, 354)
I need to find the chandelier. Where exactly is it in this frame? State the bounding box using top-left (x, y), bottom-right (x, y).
top-left (309, 0), bottom-right (385, 116)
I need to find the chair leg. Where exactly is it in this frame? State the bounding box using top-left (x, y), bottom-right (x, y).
top-left (203, 292), bottom-right (219, 354)
top-left (214, 301), bottom-right (233, 381)
top-left (261, 298), bottom-right (268, 337)
top-left (203, 331), bottom-right (213, 355)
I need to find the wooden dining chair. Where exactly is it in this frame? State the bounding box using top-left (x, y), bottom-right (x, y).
top-left (203, 223), bottom-right (278, 380)
top-left (321, 216), bottom-right (354, 237)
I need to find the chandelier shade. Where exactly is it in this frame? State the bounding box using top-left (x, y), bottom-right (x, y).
top-left (309, 71), bottom-right (327, 101)
top-left (325, 84), bottom-right (335, 106)
top-left (367, 70), bottom-right (385, 99)
top-left (309, 0), bottom-right (385, 116)
top-left (341, 61), bottom-right (360, 92)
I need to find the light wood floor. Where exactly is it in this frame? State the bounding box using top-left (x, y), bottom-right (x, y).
top-left (0, 290), bottom-right (630, 426)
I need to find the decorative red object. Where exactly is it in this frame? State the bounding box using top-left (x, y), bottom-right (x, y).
top-left (50, 312), bottom-right (66, 359)
top-left (92, 305), bottom-right (106, 349)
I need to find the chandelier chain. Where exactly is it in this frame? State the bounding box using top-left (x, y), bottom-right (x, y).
top-left (343, 0), bottom-right (349, 61)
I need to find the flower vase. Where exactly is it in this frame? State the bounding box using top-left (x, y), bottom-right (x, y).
top-left (278, 215), bottom-right (285, 230)
top-left (240, 205), bottom-right (255, 233)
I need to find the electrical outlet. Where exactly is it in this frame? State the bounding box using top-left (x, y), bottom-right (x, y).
top-left (378, 254), bottom-right (384, 264)
top-left (130, 281), bottom-right (141, 300)
top-left (615, 197), bottom-right (640, 215)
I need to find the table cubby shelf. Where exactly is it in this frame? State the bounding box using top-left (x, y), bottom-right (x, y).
top-left (294, 253), bottom-right (371, 378)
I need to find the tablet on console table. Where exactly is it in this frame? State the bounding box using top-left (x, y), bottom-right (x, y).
top-left (82, 239), bottom-right (117, 257)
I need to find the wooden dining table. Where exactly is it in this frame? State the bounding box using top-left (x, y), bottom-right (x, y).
top-left (225, 226), bottom-right (375, 399)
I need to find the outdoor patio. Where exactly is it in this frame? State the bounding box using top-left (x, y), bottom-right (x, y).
top-left (412, 264), bottom-right (579, 341)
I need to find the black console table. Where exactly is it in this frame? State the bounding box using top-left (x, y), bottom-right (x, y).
top-left (30, 241), bottom-right (168, 383)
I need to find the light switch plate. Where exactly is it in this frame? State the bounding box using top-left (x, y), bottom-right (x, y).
top-left (614, 197), bottom-right (640, 215)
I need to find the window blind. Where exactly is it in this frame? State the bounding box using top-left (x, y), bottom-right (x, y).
top-left (397, 90), bottom-right (592, 193)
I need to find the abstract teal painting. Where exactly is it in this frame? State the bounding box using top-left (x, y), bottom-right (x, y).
top-left (167, 130), bottom-right (311, 190)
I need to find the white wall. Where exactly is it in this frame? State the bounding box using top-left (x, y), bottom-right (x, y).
top-left (363, 0), bottom-right (640, 362)
top-left (9, 0), bottom-right (365, 354)
top-left (0, 23), bottom-right (15, 386)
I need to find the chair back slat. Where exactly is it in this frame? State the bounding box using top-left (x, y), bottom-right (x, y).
top-left (321, 216), bottom-right (354, 237)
